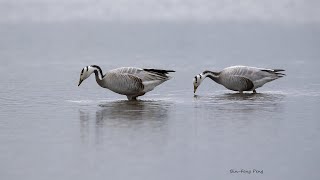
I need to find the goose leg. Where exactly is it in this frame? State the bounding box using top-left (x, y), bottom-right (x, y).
top-left (253, 89), bottom-right (257, 94)
top-left (127, 96), bottom-right (137, 101)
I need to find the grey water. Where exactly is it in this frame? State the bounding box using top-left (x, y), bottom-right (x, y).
top-left (0, 22), bottom-right (320, 180)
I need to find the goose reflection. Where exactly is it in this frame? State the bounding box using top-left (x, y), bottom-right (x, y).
top-left (79, 110), bottom-right (90, 143)
top-left (79, 100), bottom-right (172, 144)
top-left (95, 100), bottom-right (171, 125)
top-left (194, 92), bottom-right (285, 113)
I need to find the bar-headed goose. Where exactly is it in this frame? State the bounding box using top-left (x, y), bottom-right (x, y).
top-left (193, 65), bottom-right (285, 94)
top-left (78, 65), bottom-right (175, 100)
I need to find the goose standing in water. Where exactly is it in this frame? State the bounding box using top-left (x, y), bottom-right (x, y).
top-left (78, 65), bottom-right (175, 100)
top-left (193, 65), bottom-right (285, 94)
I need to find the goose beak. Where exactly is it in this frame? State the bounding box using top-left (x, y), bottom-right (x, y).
top-left (194, 86), bottom-right (198, 93)
top-left (78, 79), bottom-right (83, 86)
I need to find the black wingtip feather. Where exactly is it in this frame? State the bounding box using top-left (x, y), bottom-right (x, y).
top-left (143, 68), bottom-right (175, 74)
top-left (261, 69), bottom-right (286, 73)
top-left (261, 69), bottom-right (286, 77)
top-left (273, 69), bottom-right (285, 72)
top-left (275, 72), bottom-right (286, 76)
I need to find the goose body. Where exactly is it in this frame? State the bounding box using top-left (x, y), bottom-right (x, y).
top-left (78, 65), bottom-right (175, 100)
top-left (193, 65), bottom-right (285, 93)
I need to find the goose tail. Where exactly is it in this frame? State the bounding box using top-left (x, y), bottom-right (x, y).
top-left (261, 68), bottom-right (286, 78)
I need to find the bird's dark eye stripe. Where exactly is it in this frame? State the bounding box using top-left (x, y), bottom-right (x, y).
top-left (86, 66), bottom-right (88, 71)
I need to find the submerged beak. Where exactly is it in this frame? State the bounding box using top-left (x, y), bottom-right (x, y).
top-left (194, 86), bottom-right (198, 93)
top-left (78, 79), bottom-right (83, 86)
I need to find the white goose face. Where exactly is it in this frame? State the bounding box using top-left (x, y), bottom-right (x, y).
top-left (78, 66), bottom-right (92, 86)
top-left (193, 74), bottom-right (203, 93)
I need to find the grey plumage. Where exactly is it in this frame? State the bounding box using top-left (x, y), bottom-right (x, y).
top-left (79, 66), bottom-right (175, 100)
top-left (193, 65), bottom-right (285, 93)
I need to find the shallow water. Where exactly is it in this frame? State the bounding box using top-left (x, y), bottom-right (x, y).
top-left (0, 23), bottom-right (320, 180)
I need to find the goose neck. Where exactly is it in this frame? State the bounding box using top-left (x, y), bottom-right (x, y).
top-left (202, 70), bottom-right (220, 84)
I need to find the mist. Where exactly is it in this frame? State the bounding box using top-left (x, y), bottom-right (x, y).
top-left (1, 0), bottom-right (319, 24)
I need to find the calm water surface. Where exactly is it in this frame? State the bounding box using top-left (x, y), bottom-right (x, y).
top-left (0, 23), bottom-right (320, 180)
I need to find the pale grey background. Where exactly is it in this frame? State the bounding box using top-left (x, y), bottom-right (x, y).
top-left (0, 1), bottom-right (320, 180)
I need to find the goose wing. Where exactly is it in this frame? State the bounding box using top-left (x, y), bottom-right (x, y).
top-left (110, 67), bottom-right (174, 81)
top-left (221, 75), bottom-right (254, 91)
top-left (222, 66), bottom-right (285, 81)
top-left (217, 71), bottom-right (254, 91)
top-left (107, 67), bottom-right (174, 93)
top-left (220, 66), bottom-right (285, 90)
top-left (103, 72), bottom-right (144, 95)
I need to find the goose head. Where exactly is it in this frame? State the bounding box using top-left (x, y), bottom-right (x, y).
top-left (78, 66), bottom-right (95, 86)
top-left (193, 74), bottom-right (203, 93)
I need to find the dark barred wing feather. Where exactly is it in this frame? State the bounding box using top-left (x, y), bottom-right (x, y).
top-left (143, 69), bottom-right (175, 78)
